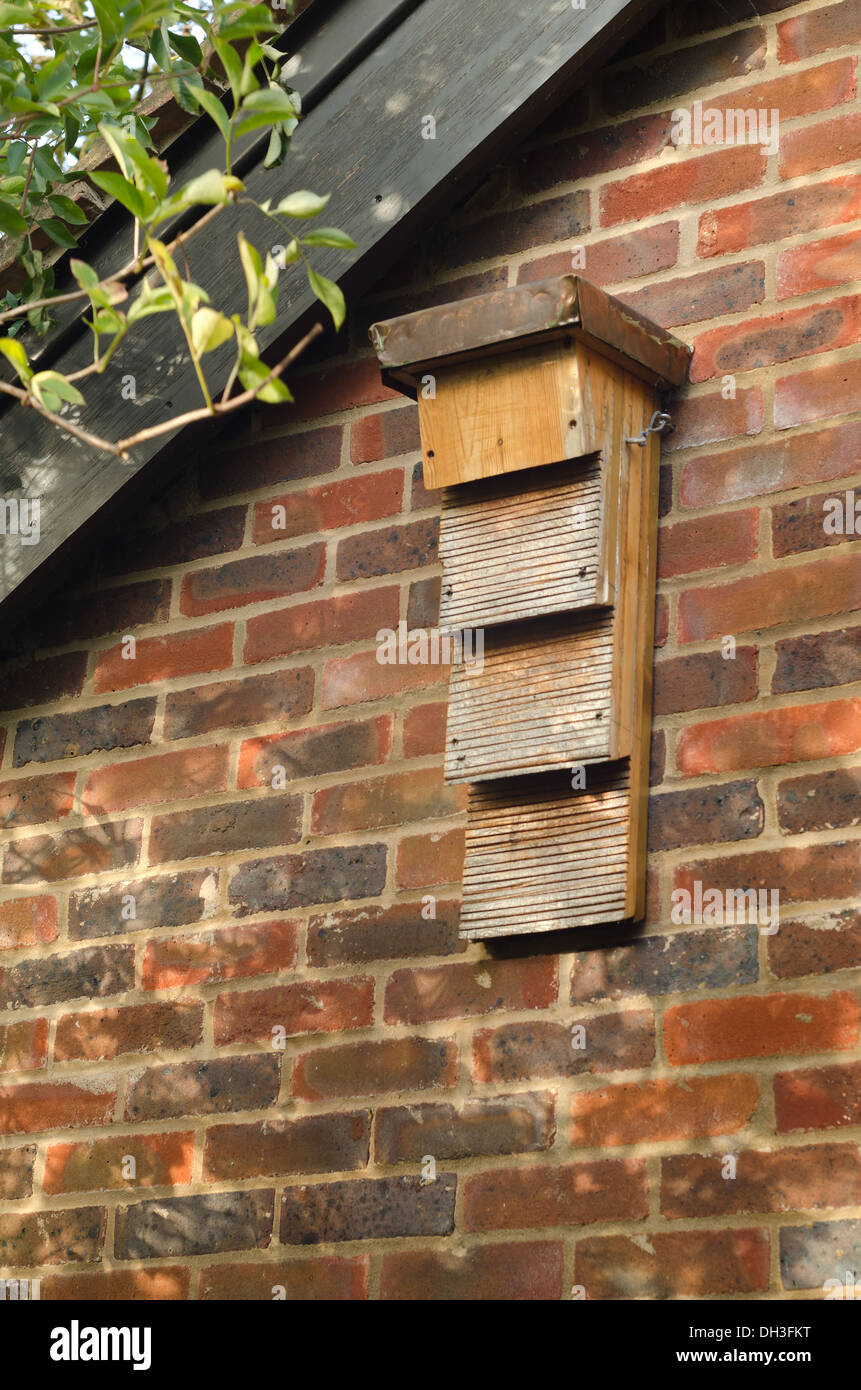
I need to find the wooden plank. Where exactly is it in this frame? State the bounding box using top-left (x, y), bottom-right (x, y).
top-left (0, 0), bottom-right (663, 614)
top-left (459, 765), bottom-right (631, 938)
top-left (438, 456), bottom-right (605, 632)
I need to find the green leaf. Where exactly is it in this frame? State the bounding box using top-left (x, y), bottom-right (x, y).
top-left (98, 122), bottom-right (131, 178)
top-left (275, 190), bottom-right (329, 219)
top-left (30, 370), bottom-right (85, 408)
top-left (168, 30), bottom-right (202, 65)
top-left (191, 306), bottom-right (233, 356)
top-left (89, 169), bottom-right (152, 220)
top-left (301, 227), bottom-right (356, 249)
top-left (0, 4), bottom-right (33, 24)
top-left (235, 86), bottom-right (298, 138)
top-left (149, 24), bottom-right (170, 70)
top-left (122, 142), bottom-right (169, 202)
top-left (0, 197), bottom-right (27, 237)
top-left (91, 0), bottom-right (121, 50)
top-left (238, 353), bottom-right (292, 404)
top-left (308, 268), bottom-right (345, 331)
top-left (70, 259), bottom-right (99, 292)
top-left (263, 126), bottom-right (283, 170)
top-left (191, 86), bottom-right (230, 140)
top-left (214, 39), bottom-right (242, 103)
top-left (37, 217), bottom-right (79, 249)
top-left (217, 4), bottom-right (277, 41)
top-left (237, 230), bottom-right (262, 323)
top-left (48, 195), bottom-right (89, 227)
top-left (127, 281), bottom-right (175, 324)
top-left (0, 334), bottom-right (31, 383)
top-left (177, 168), bottom-right (236, 207)
top-left (6, 142), bottom-right (27, 177)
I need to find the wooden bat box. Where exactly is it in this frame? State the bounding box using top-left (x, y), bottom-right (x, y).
top-left (371, 275), bottom-right (692, 937)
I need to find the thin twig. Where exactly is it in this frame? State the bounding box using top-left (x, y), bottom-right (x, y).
top-left (0, 378), bottom-right (123, 456)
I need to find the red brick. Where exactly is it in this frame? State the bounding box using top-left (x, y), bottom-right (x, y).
top-left (312, 768), bottom-right (463, 835)
top-left (698, 174), bottom-right (861, 258)
top-left (282, 355), bottom-right (401, 423)
top-left (384, 957), bottom-right (557, 1025)
top-left (681, 420), bottom-right (861, 507)
top-left (0, 1206), bottom-right (105, 1266)
top-left (658, 509), bottom-right (757, 578)
top-left (54, 1000), bottom-right (203, 1062)
top-left (380, 1241), bottom-right (563, 1300)
top-left (0, 1079), bottom-right (116, 1135)
top-left (251, 471), bottom-right (403, 544)
top-left (396, 828), bottom-right (465, 888)
top-left (200, 1258), bottom-right (367, 1300)
top-left (774, 1061), bottom-right (861, 1132)
top-left (777, 229), bottom-right (861, 300)
top-left (576, 1229), bottom-right (769, 1298)
top-left (463, 1158), bottom-right (648, 1231)
top-left (125, 1055), bottom-right (279, 1121)
top-left (775, 357), bottom-right (861, 429)
top-left (2, 821), bottom-right (142, 884)
top-left (772, 488), bottom-right (860, 557)
top-left (780, 110), bottom-right (861, 182)
top-left (664, 991), bottom-right (859, 1065)
top-left (93, 625), bottom-right (234, 693)
top-left (0, 771), bottom-right (75, 829)
top-left (653, 647), bottom-right (758, 716)
top-left (43, 1132), bottom-right (193, 1194)
top-left (0, 1018), bottom-right (49, 1073)
top-left (238, 715), bottom-right (392, 788)
top-left (678, 549), bottom-right (861, 641)
top-left (245, 587), bottom-right (399, 664)
top-left (293, 1036), bottom-right (458, 1101)
top-left (663, 385), bottom-right (763, 453)
top-left (213, 977), bottom-right (374, 1045)
top-left (350, 410), bottom-right (420, 465)
top-left (0, 1144), bottom-right (36, 1199)
top-left (676, 698), bottom-right (861, 774)
top-left (518, 223), bottom-right (679, 290)
top-left (83, 745), bottom-right (229, 813)
top-left (42, 1268), bottom-right (190, 1300)
top-left (601, 147), bottom-right (764, 228)
top-left (768, 910), bottom-right (861, 980)
top-left (403, 701), bottom-right (448, 758)
top-left (149, 796), bottom-right (302, 864)
top-left (690, 293), bottom-right (861, 383)
top-left (674, 842), bottom-right (861, 908)
top-left (570, 1074), bottom-right (758, 1147)
top-left (322, 647), bottom-right (447, 709)
top-left (0, 894), bottom-right (58, 949)
top-left (142, 919), bottom-right (298, 990)
top-left (778, 0), bottom-right (861, 61)
top-left (661, 1142), bottom-right (861, 1218)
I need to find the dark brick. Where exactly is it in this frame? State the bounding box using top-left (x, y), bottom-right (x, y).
top-left (674, 0), bottom-right (798, 35)
top-left (773, 625), bottom-right (861, 694)
top-left (149, 797), bottom-right (302, 864)
top-left (0, 944), bottom-right (134, 1010)
top-left (294, 1037), bottom-right (458, 1101)
top-left (180, 545), bottom-right (325, 616)
top-left (13, 698), bottom-right (157, 767)
top-left (0, 1206), bottom-right (104, 1266)
top-left (516, 113), bottom-right (672, 196)
top-left (280, 1173), bottom-right (456, 1244)
top-left (29, 580), bottom-right (171, 648)
top-left (773, 489), bottom-right (860, 557)
top-left (238, 716), bottom-right (392, 785)
top-left (473, 1012), bottom-right (655, 1083)
top-left (781, 1219), bottom-right (861, 1291)
top-left (431, 192), bottom-right (590, 269)
top-left (650, 730), bottom-right (666, 787)
top-left (101, 506), bottom-right (246, 576)
top-left (778, 767), bottom-right (861, 833)
top-left (570, 927), bottom-right (758, 1004)
top-left (115, 1191), bottom-right (275, 1260)
top-left (336, 518), bottom-right (439, 581)
top-left (648, 779), bottom-right (763, 851)
top-left (199, 426), bottom-right (343, 499)
top-left (663, 1143), bottom-right (861, 1218)
top-left (125, 1056), bottom-right (280, 1122)
top-left (203, 1111), bottom-right (370, 1180)
top-left (375, 1093), bottom-right (554, 1164)
top-left (164, 668), bottom-right (314, 739)
top-left (70, 869), bottom-right (217, 939)
top-left (2, 821), bottom-right (142, 885)
top-left (653, 648), bottom-right (758, 715)
top-left (769, 910), bottom-right (861, 981)
top-left (0, 652), bottom-right (87, 713)
top-left (229, 844), bottom-right (388, 914)
top-left (623, 261), bottom-right (765, 328)
top-left (603, 27), bottom-right (766, 115)
top-left (307, 900), bottom-right (462, 966)
top-left (406, 573), bottom-right (441, 628)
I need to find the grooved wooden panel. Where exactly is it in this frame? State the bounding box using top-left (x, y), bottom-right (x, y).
top-left (445, 614), bottom-right (615, 782)
top-left (438, 457), bottom-right (606, 633)
top-left (459, 765), bottom-right (631, 939)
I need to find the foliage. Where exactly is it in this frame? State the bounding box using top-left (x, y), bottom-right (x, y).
top-left (0, 0), bottom-right (354, 457)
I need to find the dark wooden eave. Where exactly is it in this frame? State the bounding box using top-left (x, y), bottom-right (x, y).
top-left (0, 0), bottom-right (661, 619)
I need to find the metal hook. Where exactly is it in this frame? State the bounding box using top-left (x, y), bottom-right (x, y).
top-left (626, 410), bottom-right (674, 447)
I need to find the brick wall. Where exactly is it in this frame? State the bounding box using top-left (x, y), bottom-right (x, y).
top-left (1, 0), bottom-right (860, 1300)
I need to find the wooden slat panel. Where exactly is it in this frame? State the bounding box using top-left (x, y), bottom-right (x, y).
top-left (445, 614), bottom-right (615, 782)
top-left (460, 765), bottom-right (631, 938)
top-left (438, 456), bottom-right (605, 632)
